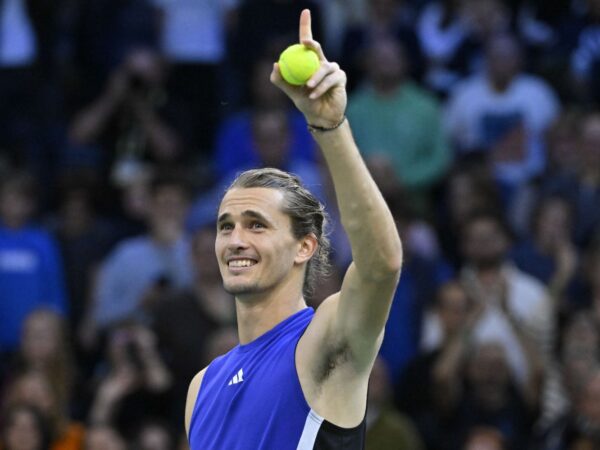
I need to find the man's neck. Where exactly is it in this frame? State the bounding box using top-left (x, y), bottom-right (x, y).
top-left (235, 278), bottom-right (306, 345)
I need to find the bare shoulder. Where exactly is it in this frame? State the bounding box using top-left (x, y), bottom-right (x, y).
top-left (185, 367), bottom-right (207, 438)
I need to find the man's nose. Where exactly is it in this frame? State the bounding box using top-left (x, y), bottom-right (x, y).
top-left (227, 226), bottom-right (249, 250)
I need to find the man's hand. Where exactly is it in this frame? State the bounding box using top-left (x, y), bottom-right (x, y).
top-left (270, 9), bottom-right (346, 128)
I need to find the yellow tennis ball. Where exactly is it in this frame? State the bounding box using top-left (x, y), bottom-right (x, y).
top-left (278, 44), bottom-right (320, 86)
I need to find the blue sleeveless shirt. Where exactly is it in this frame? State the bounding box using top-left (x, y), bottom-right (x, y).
top-left (188, 308), bottom-right (366, 450)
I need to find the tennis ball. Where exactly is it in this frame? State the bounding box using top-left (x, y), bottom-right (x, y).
top-left (278, 44), bottom-right (320, 86)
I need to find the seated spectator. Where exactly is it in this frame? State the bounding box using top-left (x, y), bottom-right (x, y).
top-left (437, 161), bottom-right (502, 269)
top-left (510, 195), bottom-right (578, 309)
top-left (340, 0), bottom-right (423, 91)
top-left (435, 341), bottom-right (533, 449)
top-left (47, 174), bottom-right (120, 339)
top-left (0, 403), bottom-right (52, 450)
top-left (83, 424), bottom-right (127, 450)
top-left (68, 48), bottom-right (188, 185)
top-left (2, 370), bottom-right (85, 450)
top-left (417, 0), bottom-right (510, 95)
top-left (366, 357), bottom-right (424, 450)
top-left (2, 309), bottom-right (78, 420)
top-left (541, 368), bottom-right (600, 448)
top-left (68, 0), bottom-right (160, 104)
top-left (88, 322), bottom-right (172, 439)
top-left (444, 33), bottom-right (561, 187)
top-left (132, 418), bottom-right (176, 450)
top-left (508, 109), bottom-right (582, 237)
top-left (150, 224), bottom-right (235, 424)
top-left (347, 36), bottom-right (451, 212)
top-left (150, 0), bottom-right (238, 154)
top-left (424, 212), bottom-right (554, 421)
top-left (463, 426), bottom-right (507, 450)
top-left (0, 172), bottom-right (67, 353)
top-left (397, 281), bottom-right (477, 447)
top-left (212, 57), bottom-right (317, 184)
top-left (91, 170), bottom-right (193, 330)
top-left (570, 0), bottom-right (600, 106)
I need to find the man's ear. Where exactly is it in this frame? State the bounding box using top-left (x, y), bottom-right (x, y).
top-left (295, 233), bottom-right (318, 264)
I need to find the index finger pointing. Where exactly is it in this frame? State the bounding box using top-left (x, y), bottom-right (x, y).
top-left (299, 9), bottom-right (312, 42)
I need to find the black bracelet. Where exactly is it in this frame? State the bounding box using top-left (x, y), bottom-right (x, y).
top-left (307, 116), bottom-right (346, 133)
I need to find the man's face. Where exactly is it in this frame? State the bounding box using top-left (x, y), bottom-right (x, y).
top-left (462, 219), bottom-right (508, 269)
top-left (437, 284), bottom-right (470, 336)
top-left (486, 36), bottom-right (521, 87)
top-left (215, 188), bottom-right (302, 299)
top-left (148, 185), bottom-right (188, 225)
top-left (0, 187), bottom-right (34, 228)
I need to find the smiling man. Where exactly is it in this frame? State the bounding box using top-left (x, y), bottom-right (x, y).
top-left (185, 9), bottom-right (403, 450)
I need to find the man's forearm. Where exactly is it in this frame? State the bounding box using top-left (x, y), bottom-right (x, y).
top-left (312, 119), bottom-right (402, 278)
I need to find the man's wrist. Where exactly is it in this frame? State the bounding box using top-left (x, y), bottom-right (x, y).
top-left (306, 115), bottom-right (346, 133)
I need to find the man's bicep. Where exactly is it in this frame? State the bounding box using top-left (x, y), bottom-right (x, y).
top-left (185, 368), bottom-right (206, 438)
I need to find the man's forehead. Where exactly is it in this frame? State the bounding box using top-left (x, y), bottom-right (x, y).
top-left (218, 187), bottom-right (286, 216)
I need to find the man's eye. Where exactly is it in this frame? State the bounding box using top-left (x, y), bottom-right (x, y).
top-left (251, 222), bottom-right (265, 229)
top-left (219, 223), bottom-right (233, 231)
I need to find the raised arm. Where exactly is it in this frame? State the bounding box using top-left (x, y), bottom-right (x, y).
top-left (271, 10), bottom-right (402, 365)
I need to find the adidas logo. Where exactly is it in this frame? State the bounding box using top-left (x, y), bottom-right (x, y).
top-left (228, 369), bottom-right (244, 386)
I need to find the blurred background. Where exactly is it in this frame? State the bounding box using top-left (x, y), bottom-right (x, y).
top-left (0, 0), bottom-right (599, 449)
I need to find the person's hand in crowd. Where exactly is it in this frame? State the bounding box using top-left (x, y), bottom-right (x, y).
top-left (98, 367), bottom-right (140, 402)
top-left (270, 9), bottom-right (346, 129)
top-left (130, 324), bottom-right (173, 391)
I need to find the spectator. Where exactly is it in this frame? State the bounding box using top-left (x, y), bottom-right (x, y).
top-left (366, 357), bottom-right (424, 450)
top-left (0, 403), bottom-right (52, 450)
top-left (2, 370), bottom-right (85, 450)
top-left (91, 170), bottom-right (193, 329)
top-left (431, 339), bottom-right (534, 449)
top-left (542, 368), bottom-right (600, 449)
top-left (416, 0), bottom-right (507, 96)
top-left (68, 49), bottom-right (187, 187)
top-left (3, 309), bottom-right (77, 420)
top-left (83, 424), bottom-right (126, 450)
top-left (510, 195), bottom-right (578, 309)
top-left (508, 109), bottom-right (583, 237)
top-left (132, 418), bottom-right (176, 450)
top-left (150, 0), bottom-right (239, 154)
top-left (526, 112), bottom-right (600, 247)
top-left (347, 36), bottom-right (451, 212)
top-left (437, 162), bottom-right (502, 268)
top-left (444, 33), bottom-right (561, 187)
top-left (398, 281), bottom-right (482, 448)
top-left (570, 0), bottom-right (600, 106)
top-left (459, 212), bottom-right (552, 388)
top-left (88, 322), bottom-right (172, 438)
top-left (49, 175), bottom-right (119, 337)
top-left (0, 0), bottom-right (65, 175)
top-left (0, 172), bottom-right (67, 353)
top-left (211, 57), bottom-right (317, 184)
top-left (228, 0), bottom-right (323, 105)
top-left (150, 224), bottom-right (235, 424)
top-left (424, 212), bottom-right (554, 418)
top-left (69, 0), bottom-right (160, 104)
top-left (463, 426), bottom-right (507, 450)
top-left (340, 0), bottom-right (424, 91)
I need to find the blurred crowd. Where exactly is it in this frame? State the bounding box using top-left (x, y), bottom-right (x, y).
top-left (0, 0), bottom-right (599, 449)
